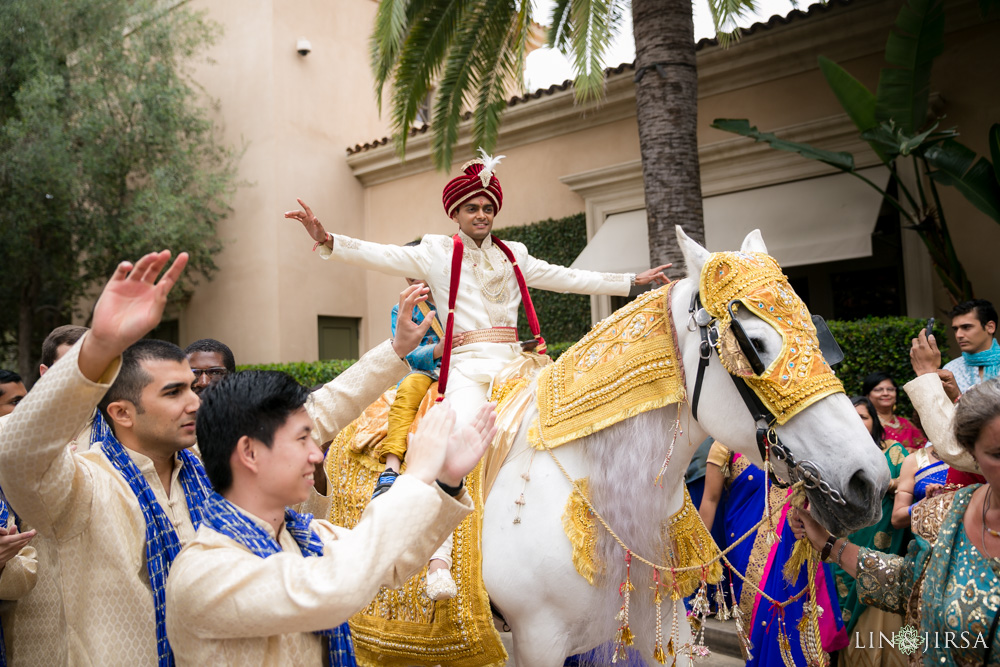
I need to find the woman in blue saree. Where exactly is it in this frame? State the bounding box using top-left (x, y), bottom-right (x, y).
top-left (701, 442), bottom-right (847, 666)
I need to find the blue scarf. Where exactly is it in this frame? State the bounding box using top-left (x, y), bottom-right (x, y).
top-left (963, 338), bottom-right (1000, 383)
top-left (92, 413), bottom-right (213, 667)
top-left (0, 493), bottom-right (10, 667)
top-left (199, 492), bottom-right (356, 666)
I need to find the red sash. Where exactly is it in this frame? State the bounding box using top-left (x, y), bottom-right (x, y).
top-left (436, 234), bottom-right (546, 400)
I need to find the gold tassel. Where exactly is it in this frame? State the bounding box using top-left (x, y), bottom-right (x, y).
top-left (613, 550), bottom-right (636, 661)
top-left (729, 571), bottom-right (753, 661)
top-left (652, 571), bottom-right (667, 663)
top-left (783, 535), bottom-right (812, 586)
top-left (714, 581), bottom-right (731, 621)
top-left (783, 485), bottom-right (812, 584)
top-left (683, 575), bottom-right (713, 659)
top-left (777, 614), bottom-right (797, 667)
top-left (655, 404), bottom-right (683, 487)
top-left (763, 455), bottom-right (780, 546)
top-left (800, 552), bottom-right (829, 667)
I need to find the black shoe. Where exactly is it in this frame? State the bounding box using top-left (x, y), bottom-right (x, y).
top-left (371, 470), bottom-right (399, 499)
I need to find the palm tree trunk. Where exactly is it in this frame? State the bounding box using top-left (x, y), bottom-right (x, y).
top-left (631, 0), bottom-right (705, 273)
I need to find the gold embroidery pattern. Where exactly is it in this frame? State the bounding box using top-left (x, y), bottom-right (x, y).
top-left (661, 486), bottom-right (723, 597)
top-left (336, 235), bottom-right (361, 250)
top-left (563, 478), bottom-right (602, 586)
top-left (699, 251), bottom-right (844, 425)
top-left (856, 548), bottom-right (905, 614)
top-left (531, 283), bottom-right (685, 449)
top-left (910, 488), bottom-right (957, 544)
top-left (462, 245), bottom-right (513, 328)
top-left (325, 392), bottom-right (507, 667)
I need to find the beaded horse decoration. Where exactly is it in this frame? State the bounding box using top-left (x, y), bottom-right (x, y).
top-left (700, 250), bottom-right (843, 424)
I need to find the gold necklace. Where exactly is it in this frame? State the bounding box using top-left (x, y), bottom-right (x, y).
top-left (985, 487), bottom-right (1000, 539)
top-left (878, 413), bottom-right (900, 430)
top-left (466, 247), bottom-right (511, 303)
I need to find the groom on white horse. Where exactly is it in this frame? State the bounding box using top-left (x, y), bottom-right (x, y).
top-left (285, 150), bottom-right (670, 429)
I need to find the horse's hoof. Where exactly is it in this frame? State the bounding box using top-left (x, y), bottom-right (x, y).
top-left (426, 568), bottom-right (457, 600)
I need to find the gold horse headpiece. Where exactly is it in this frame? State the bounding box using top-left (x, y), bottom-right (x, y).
top-left (699, 251), bottom-right (843, 425)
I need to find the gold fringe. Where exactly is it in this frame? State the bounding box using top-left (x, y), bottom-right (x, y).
top-left (660, 486), bottom-right (723, 597)
top-left (562, 478), bottom-right (601, 585)
top-left (782, 485), bottom-right (812, 585)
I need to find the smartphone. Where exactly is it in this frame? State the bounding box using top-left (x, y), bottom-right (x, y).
top-left (925, 317), bottom-right (935, 339)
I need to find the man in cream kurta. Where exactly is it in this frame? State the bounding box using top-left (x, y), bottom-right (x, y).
top-left (0, 252), bottom-right (428, 664)
top-left (164, 372), bottom-right (489, 664)
top-left (287, 153), bottom-right (670, 425)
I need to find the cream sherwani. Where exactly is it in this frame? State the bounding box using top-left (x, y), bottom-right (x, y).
top-left (903, 373), bottom-right (980, 473)
top-left (0, 412), bottom-right (102, 665)
top-left (0, 337), bottom-right (408, 665)
top-left (321, 229), bottom-right (631, 422)
top-left (165, 475), bottom-right (472, 665)
top-left (0, 509), bottom-right (38, 659)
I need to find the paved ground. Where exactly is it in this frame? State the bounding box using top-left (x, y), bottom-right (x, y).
top-left (496, 618), bottom-right (748, 665)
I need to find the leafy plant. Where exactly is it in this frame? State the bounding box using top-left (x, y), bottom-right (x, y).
top-left (493, 213), bottom-right (594, 342)
top-left (712, 0), bottom-right (1000, 304)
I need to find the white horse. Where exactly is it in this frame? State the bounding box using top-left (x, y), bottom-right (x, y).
top-left (481, 228), bottom-right (889, 666)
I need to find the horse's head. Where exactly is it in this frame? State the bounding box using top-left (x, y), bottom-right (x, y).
top-left (675, 227), bottom-right (888, 535)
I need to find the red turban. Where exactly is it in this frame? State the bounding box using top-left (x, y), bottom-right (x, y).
top-left (442, 151), bottom-right (504, 216)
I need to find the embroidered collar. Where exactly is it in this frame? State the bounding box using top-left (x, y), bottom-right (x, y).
top-left (456, 228), bottom-right (492, 250)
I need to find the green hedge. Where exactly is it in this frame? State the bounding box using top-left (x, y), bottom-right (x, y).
top-left (236, 359), bottom-right (357, 387)
top-left (828, 316), bottom-right (949, 417)
top-left (242, 318), bottom-right (947, 419)
top-left (493, 213), bottom-right (593, 342)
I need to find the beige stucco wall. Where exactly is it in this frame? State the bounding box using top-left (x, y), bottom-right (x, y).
top-left (179, 0), bottom-right (1000, 362)
top-left (180, 0), bottom-right (388, 364)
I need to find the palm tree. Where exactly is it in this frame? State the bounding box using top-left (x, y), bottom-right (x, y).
top-left (370, 0), bottom-right (762, 268)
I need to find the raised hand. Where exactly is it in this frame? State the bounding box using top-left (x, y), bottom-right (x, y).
top-left (79, 251), bottom-right (188, 382)
top-left (391, 285), bottom-right (434, 359)
top-left (438, 402), bottom-right (497, 487)
top-left (404, 402), bottom-right (457, 486)
top-left (634, 264), bottom-right (673, 286)
top-left (910, 329), bottom-right (942, 376)
top-left (284, 198), bottom-right (328, 245)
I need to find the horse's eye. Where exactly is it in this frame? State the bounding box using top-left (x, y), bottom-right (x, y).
top-left (750, 337), bottom-right (765, 353)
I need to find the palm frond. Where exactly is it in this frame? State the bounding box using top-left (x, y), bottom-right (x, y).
top-left (549, 0), bottom-right (574, 51)
top-left (707, 0), bottom-right (758, 46)
top-left (471, 0), bottom-right (528, 153)
top-left (566, 0), bottom-right (617, 102)
top-left (388, 0), bottom-right (469, 156)
top-left (371, 0), bottom-right (416, 110)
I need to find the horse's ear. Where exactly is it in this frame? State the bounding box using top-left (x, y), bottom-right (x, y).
top-left (676, 226), bottom-right (710, 279)
top-left (740, 229), bottom-right (768, 254)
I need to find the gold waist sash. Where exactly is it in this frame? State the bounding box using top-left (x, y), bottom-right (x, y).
top-left (454, 326), bottom-right (518, 347)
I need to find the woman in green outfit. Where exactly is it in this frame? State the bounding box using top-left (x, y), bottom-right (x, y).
top-left (791, 380), bottom-right (1000, 667)
top-left (832, 396), bottom-right (911, 667)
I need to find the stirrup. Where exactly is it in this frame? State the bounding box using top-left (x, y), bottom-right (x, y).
top-left (426, 568), bottom-right (457, 601)
top-left (371, 470), bottom-right (399, 499)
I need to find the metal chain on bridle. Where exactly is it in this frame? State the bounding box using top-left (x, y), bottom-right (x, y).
top-left (687, 292), bottom-right (846, 506)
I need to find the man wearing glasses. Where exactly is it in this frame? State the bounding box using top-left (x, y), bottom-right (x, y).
top-left (185, 339), bottom-right (235, 395)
